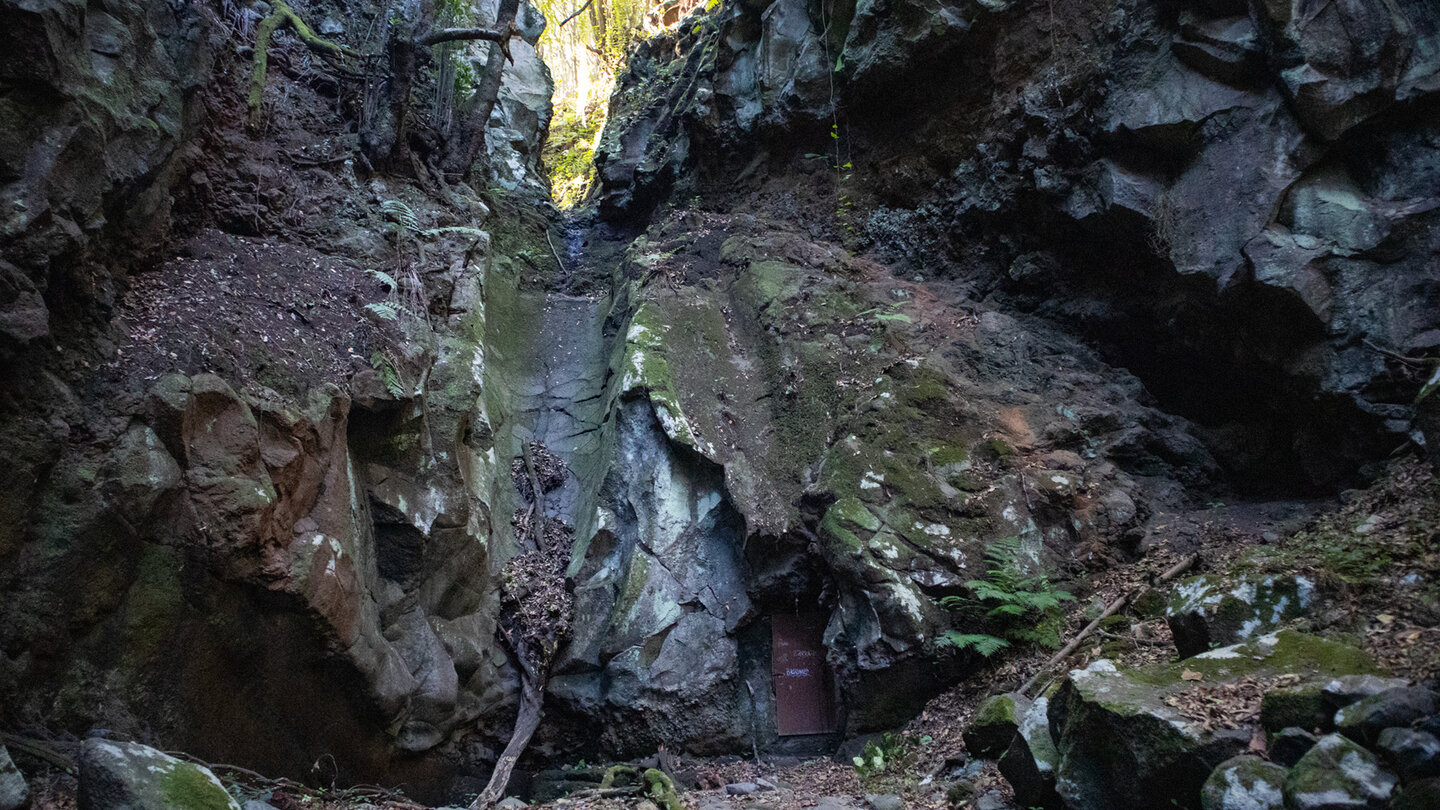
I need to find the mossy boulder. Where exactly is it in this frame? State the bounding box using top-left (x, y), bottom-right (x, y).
top-left (1201, 755), bottom-right (1287, 810)
top-left (1335, 687), bottom-right (1440, 747)
top-left (78, 739), bottom-right (240, 810)
top-left (965, 692), bottom-right (1029, 758)
top-left (998, 695), bottom-right (1064, 810)
top-left (1048, 631), bottom-right (1380, 810)
top-left (1284, 733), bottom-right (1396, 810)
top-left (1166, 574), bottom-right (1315, 658)
top-left (1261, 675), bottom-right (1409, 734)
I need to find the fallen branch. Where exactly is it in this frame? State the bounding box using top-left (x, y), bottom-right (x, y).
top-left (0, 732), bottom-right (76, 774)
top-left (545, 228), bottom-right (567, 276)
top-left (1097, 629), bottom-right (1170, 646)
top-left (1018, 553), bottom-right (1197, 697)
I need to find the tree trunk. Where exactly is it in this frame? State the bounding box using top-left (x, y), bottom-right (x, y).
top-left (470, 670), bottom-right (544, 808)
top-left (439, 0), bottom-right (521, 179)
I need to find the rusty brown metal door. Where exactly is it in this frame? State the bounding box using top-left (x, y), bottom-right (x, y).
top-left (771, 612), bottom-right (837, 736)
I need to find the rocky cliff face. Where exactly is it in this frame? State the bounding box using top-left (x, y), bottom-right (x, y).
top-left (0, 0), bottom-right (1436, 802)
top-left (595, 0), bottom-right (1440, 491)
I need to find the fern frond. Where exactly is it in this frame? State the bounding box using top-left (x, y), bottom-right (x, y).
top-left (369, 352), bottom-right (405, 397)
top-left (380, 199), bottom-right (420, 232)
top-left (938, 632), bottom-right (1010, 657)
top-left (421, 226), bottom-right (488, 239)
top-left (364, 301), bottom-right (400, 321)
top-left (365, 269), bottom-right (399, 291)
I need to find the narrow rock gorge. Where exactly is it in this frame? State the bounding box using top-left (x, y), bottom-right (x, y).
top-left (0, 0), bottom-right (1437, 809)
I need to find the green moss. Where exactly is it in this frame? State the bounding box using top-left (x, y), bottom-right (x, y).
top-left (973, 693), bottom-right (1020, 728)
top-left (982, 437), bottom-right (1015, 461)
top-left (822, 497), bottom-right (881, 549)
top-left (643, 768), bottom-right (683, 810)
top-left (1129, 630), bottom-right (1379, 687)
top-left (927, 440), bottom-right (970, 467)
top-left (120, 544), bottom-right (184, 666)
top-left (613, 553), bottom-right (652, 618)
top-left (904, 368), bottom-right (950, 407)
top-left (1260, 682), bottom-right (1329, 732)
top-left (160, 763), bottom-right (235, 810)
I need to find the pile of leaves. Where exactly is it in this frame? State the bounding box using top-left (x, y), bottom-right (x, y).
top-left (1162, 673), bottom-right (1303, 731)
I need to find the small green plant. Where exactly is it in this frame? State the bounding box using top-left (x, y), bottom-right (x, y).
top-left (938, 536), bottom-right (1073, 656)
top-left (370, 351), bottom-right (406, 397)
top-left (851, 732), bottom-right (915, 781)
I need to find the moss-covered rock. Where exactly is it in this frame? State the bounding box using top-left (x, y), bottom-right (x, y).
top-left (1261, 675), bottom-right (1409, 734)
top-left (999, 695), bottom-right (1064, 810)
top-left (1201, 755), bottom-right (1287, 810)
top-left (1049, 632), bottom-right (1381, 810)
top-left (965, 692), bottom-right (1029, 758)
top-left (1166, 574), bottom-right (1316, 658)
top-left (1284, 733), bottom-right (1396, 810)
top-left (1335, 687), bottom-right (1440, 747)
top-left (78, 739), bottom-right (240, 810)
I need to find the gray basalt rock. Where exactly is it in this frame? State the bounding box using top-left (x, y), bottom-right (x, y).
top-left (1048, 632), bottom-right (1378, 810)
top-left (1201, 755), bottom-right (1288, 810)
top-left (1335, 687), bottom-right (1440, 746)
top-left (1166, 574), bottom-right (1315, 657)
top-left (998, 696), bottom-right (1063, 810)
top-left (78, 739), bottom-right (240, 810)
top-left (1283, 733), bottom-right (1396, 810)
top-left (1376, 727), bottom-right (1440, 783)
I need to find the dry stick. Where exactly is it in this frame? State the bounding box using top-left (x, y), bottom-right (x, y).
top-left (1018, 553), bottom-right (1198, 697)
top-left (545, 228), bottom-right (568, 276)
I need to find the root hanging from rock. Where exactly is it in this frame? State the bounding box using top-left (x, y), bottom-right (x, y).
top-left (471, 440), bottom-right (574, 809)
top-left (248, 0), bottom-right (354, 130)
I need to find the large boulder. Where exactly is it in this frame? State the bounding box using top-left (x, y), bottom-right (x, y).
top-left (1284, 733), bottom-right (1397, 810)
top-left (965, 693), bottom-right (1030, 758)
top-left (1376, 727), bottom-right (1440, 783)
top-left (1166, 574), bottom-right (1315, 658)
top-left (1335, 687), bottom-right (1440, 747)
top-left (1261, 674), bottom-right (1409, 733)
top-left (1048, 631), bottom-right (1380, 810)
top-left (78, 739), bottom-right (240, 810)
top-left (998, 696), bottom-right (1064, 810)
top-left (1201, 755), bottom-right (1287, 810)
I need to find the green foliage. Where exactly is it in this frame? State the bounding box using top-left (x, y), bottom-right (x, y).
top-left (938, 536), bottom-right (1073, 656)
top-left (542, 106), bottom-right (605, 208)
top-left (851, 733), bottom-right (920, 787)
top-left (365, 302), bottom-right (401, 321)
top-left (366, 269), bottom-right (399, 291)
top-left (380, 199), bottom-right (420, 232)
top-left (370, 351), bottom-right (406, 397)
top-left (1417, 362), bottom-right (1440, 404)
top-left (938, 632), bottom-right (1010, 657)
top-left (857, 301), bottom-right (912, 324)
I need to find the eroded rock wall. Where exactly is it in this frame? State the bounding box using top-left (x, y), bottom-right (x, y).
top-left (595, 0), bottom-right (1440, 491)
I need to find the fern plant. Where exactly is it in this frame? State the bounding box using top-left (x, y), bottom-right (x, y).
top-left (938, 536), bottom-right (1073, 656)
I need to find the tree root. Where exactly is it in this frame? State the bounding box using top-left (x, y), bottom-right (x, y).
top-left (248, 0), bottom-right (355, 129)
top-left (644, 768), bottom-right (683, 810)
